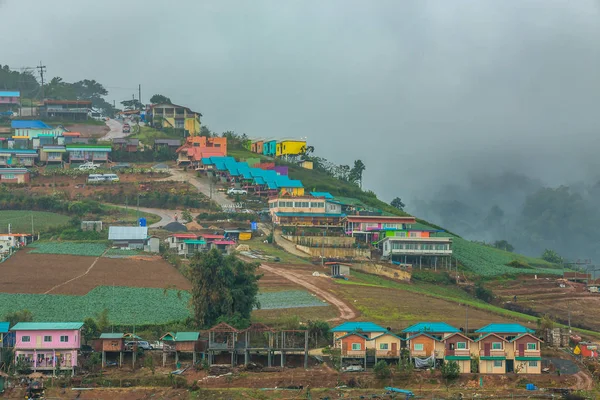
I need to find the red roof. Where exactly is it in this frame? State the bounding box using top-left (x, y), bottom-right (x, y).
top-left (201, 234), bottom-right (224, 239)
top-left (170, 233), bottom-right (198, 239)
top-left (212, 240), bottom-right (236, 245)
top-left (63, 132), bottom-right (81, 137)
top-left (344, 216), bottom-right (417, 223)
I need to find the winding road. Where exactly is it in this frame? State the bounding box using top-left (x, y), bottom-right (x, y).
top-left (100, 118), bottom-right (127, 141)
top-left (109, 204), bottom-right (197, 228)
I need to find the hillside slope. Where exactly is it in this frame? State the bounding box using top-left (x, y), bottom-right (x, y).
top-left (228, 147), bottom-right (561, 277)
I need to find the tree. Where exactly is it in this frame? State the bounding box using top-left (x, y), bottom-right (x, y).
top-left (493, 240), bottom-right (514, 252)
top-left (150, 94), bottom-right (172, 104)
top-left (4, 309), bottom-right (33, 327)
top-left (391, 197), bottom-right (405, 211)
top-left (121, 99), bottom-right (144, 111)
top-left (542, 249), bottom-right (564, 264)
top-left (82, 318), bottom-right (99, 344)
top-left (348, 159), bottom-right (366, 188)
top-left (181, 210), bottom-right (193, 224)
top-left (373, 360), bottom-right (391, 379)
top-left (200, 126), bottom-right (212, 137)
top-left (95, 309), bottom-right (111, 332)
top-left (440, 360), bottom-right (460, 389)
top-left (190, 249), bottom-right (261, 328)
top-left (335, 165), bottom-right (351, 181)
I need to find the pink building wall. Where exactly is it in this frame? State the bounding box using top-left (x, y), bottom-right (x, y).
top-left (15, 329), bottom-right (81, 349)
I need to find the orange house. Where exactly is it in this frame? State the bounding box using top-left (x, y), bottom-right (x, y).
top-left (407, 333), bottom-right (443, 359)
top-left (338, 332), bottom-right (368, 357)
top-left (251, 140), bottom-right (264, 154)
top-left (176, 136), bottom-right (227, 166)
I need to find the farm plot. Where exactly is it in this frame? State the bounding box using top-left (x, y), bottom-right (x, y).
top-left (28, 241), bottom-right (108, 257)
top-left (0, 211), bottom-right (70, 234)
top-left (0, 288), bottom-right (331, 325)
top-left (257, 290), bottom-right (328, 309)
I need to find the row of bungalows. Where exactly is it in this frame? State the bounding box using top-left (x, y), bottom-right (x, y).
top-left (248, 138), bottom-right (307, 158)
top-left (199, 156), bottom-right (305, 197)
top-left (332, 322), bottom-right (542, 374)
top-left (166, 233), bottom-right (236, 256)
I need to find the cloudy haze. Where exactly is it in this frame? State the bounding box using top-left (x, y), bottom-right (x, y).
top-left (3, 0), bottom-right (600, 204)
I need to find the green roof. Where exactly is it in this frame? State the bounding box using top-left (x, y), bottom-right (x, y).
top-left (99, 333), bottom-right (125, 339)
top-left (515, 356), bottom-right (541, 361)
top-left (175, 332), bottom-right (200, 341)
top-left (480, 356), bottom-right (506, 360)
top-left (11, 322), bottom-right (84, 331)
top-left (184, 240), bottom-right (206, 245)
top-left (445, 356), bottom-right (471, 360)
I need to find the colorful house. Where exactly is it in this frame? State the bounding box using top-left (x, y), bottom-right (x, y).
top-left (443, 332), bottom-right (475, 373)
top-left (167, 233), bottom-right (199, 249)
top-left (0, 322), bottom-right (11, 347)
top-left (0, 149), bottom-right (38, 167)
top-left (150, 103), bottom-right (201, 135)
top-left (406, 332), bottom-right (444, 362)
top-left (338, 332), bottom-right (369, 358)
top-left (0, 168), bottom-right (30, 183)
top-left (510, 333), bottom-right (542, 374)
top-left (268, 196), bottom-right (343, 227)
top-left (299, 160), bottom-right (313, 169)
top-left (12, 322), bottom-right (84, 375)
top-left (62, 132), bottom-right (82, 144)
top-left (176, 136), bottom-right (227, 166)
top-left (330, 322), bottom-right (388, 348)
top-left (371, 332), bottom-right (403, 360)
top-left (11, 120), bottom-right (63, 138)
top-left (263, 140), bottom-right (277, 157)
top-left (275, 139), bottom-right (306, 157)
top-left (66, 144), bottom-right (111, 163)
top-left (40, 145), bottom-right (66, 164)
top-left (475, 333), bottom-right (509, 374)
top-left (0, 90), bottom-right (20, 112)
top-left (251, 139), bottom-right (264, 154)
top-left (475, 323), bottom-right (535, 340)
top-left (381, 236), bottom-right (453, 267)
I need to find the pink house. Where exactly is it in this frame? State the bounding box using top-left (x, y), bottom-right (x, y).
top-left (11, 322), bottom-right (84, 375)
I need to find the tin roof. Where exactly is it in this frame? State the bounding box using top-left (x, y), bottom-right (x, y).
top-left (11, 120), bottom-right (52, 129)
top-left (330, 322), bottom-right (388, 333)
top-left (184, 240), bottom-right (206, 245)
top-left (174, 332), bottom-right (200, 341)
top-left (0, 91), bottom-right (20, 97)
top-left (474, 323), bottom-right (534, 334)
top-left (0, 322), bottom-right (9, 333)
top-left (11, 322), bottom-right (84, 331)
top-left (108, 226), bottom-right (148, 241)
top-left (402, 322), bottom-right (460, 334)
top-left (99, 333), bottom-right (126, 339)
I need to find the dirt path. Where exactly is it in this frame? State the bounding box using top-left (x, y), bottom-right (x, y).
top-left (260, 263), bottom-right (356, 321)
top-left (108, 204), bottom-right (198, 228)
top-left (44, 249), bottom-right (108, 294)
top-left (272, 228), bottom-right (311, 258)
top-left (165, 169), bottom-right (233, 207)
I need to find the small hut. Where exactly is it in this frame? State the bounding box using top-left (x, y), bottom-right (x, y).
top-left (98, 333), bottom-right (126, 368)
top-left (160, 332), bottom-right (205, 366)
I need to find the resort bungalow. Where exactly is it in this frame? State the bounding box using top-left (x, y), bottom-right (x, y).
top-left (12, 322), bottom-right (84, 376)
top-left (178, 239), bottom-right (207, 257)
top-left (62, 132), bottom-right (82, 144)
top-left (475, 333), bottom-right (509, 374)
top-left (0, 149), bottom-right (37, 167)
top-left (250, 139), bottom-right (264, 154)
top-left (406, 333), bottom-right (443, 364)
top-left (475, 323), bottom-right (535, 341)
top-left (381, 235), bottom-right (453, 268)
top-left (370, 332), bottom-right (404, 361)
top-left (402, 322), bottom-right (460, 338)
top-left (510, 333), bottom-right (542, 374)
top-left (98, 333), bottom-right (126, 368)
top-left (66, 144), bottom-right (111, 163)
top-left (108, 226), bottom-right (159, 252)
top-left (0, 168), bottom-right (30, 184)
top-left (268, 196), bottom-right (343, 227)
top-left (176, 136), bottom-right (227, 167)
top-left (160, 332), bottom-right (205, 366)
top-left (40, 145), bottom-right (66, 164)
top-left (331, 322), bottom-right (388, 348)
top-left (275, 139), bottom-right (306, 157)
top-left (167, 233), bottom-right (199, 249)
top-left (443, 332), bottom-right (475, 373)
top-left (263, 139), bottom-right (277, 157)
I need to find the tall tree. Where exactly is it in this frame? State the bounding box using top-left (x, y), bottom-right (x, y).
top-left (150, 94), bottom-right (172, 104)
top-left (391, 197), bottom-right (405, 211)
top-left (349, 159), bottom-right (366, 188)
top-left (121, 99), bottom-right (144, 111)
top-left (190, 249), bottom-right (261, 328)
top-left (200, 126), bottom-right (212, 137)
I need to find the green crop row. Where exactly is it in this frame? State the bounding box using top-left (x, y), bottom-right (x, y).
top-left (28, 242), bottom-right (108, 257)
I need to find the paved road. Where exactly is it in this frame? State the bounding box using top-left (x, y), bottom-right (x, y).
top-left (109, 204), bottom-right (197, 228)
top-left (164, 169), bottom-right (234, 207)
top-left (257, 223), bottom-right (309, 258)
top-left (100, 118), bottom-right (126, 141)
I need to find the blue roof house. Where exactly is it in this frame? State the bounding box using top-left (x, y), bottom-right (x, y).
top-left (11, 120), bottom-right (64, 138)
top-left (331, 322), bottom-right (389, 347)
top-left (475, 323), bottom-right (534, 339)
top-left (402, 322), bottom-right (460, 338)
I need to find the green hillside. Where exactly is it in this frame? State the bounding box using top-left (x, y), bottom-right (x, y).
top-left (229, 146), bottom-right (560, 278)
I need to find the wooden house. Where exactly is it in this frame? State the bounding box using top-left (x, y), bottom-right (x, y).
top-left (406, 332), bottom-right (443, 362)
top-left (330, 322), bottom-right (388, 348)
top-left (475, 333), bottom-right (509, 374)
top-left (207, 323), bottom-right (239, 366)
top-left (443, 332), bottom-right (475, 373)
top-left (98, 333), bottom-right (126, 367)
top-left (160, 332), bottom-right (204, 366)
top-left (113, 138), bottom-right (139, 152)
top-left (510, 333), bottom-right (542, 374)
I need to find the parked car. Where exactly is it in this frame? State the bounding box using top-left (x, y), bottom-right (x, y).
top-left (77, 162), bottom-right (99, 171)
top-left (122, 123), bottom-right (131, 133)
top-left (150, 340), bottom-right (164, 350)
top-left (227, 188), bottom-right (248, 195)
top-left (102, 173), bottom-right (120, 182)
top-left (87, 174), bottom-right (105, 183)
top-left (125, 341), bottom-right (153, 350)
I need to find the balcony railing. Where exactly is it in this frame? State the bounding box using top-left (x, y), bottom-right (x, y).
top-left (516, 349), bottom-right (541, 358)
top-left (446, 349), bottom-right (471, 357)
top-left (391, 249), bottom-right (452, 255)
top-left (480, 349), bottom-right (506, 357)
top-left (376, 350), bottom-right (399, 357)
top-left (342, 350), bottom-right (366, 357)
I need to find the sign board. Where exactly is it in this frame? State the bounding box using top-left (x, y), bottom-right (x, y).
top-left (251, 222), bottom-right (258, 231)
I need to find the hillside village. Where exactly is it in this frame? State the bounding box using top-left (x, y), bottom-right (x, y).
top-left (0, 89), bottom-right (599, 398)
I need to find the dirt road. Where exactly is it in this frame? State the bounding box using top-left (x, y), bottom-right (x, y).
top-left (260, 263), bottom-right (356, 321)
top-left (164, 169), bottom-right (233, 207)
top-left (108, 204), bottom-right (197, 228)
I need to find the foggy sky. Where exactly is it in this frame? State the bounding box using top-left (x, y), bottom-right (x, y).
top-left (3, 0), bottom-right (600, 204)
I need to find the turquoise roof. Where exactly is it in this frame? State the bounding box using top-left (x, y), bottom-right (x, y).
top-left (331, 322), bottom-right (388, 333)
top-left (11, 322), bottom-right (84, 331)
top-left (406, 332), bottom-right (441, 342)
top-left (99, 333), bottom-right (125, 339)
top-left (311, 192), bottom-right (334, 199)
top-left (0, 322), bottom-right (9, 333)
top-left (184, 240), bottom-right (206, 245)
top-left (175, 332), bottom-right (200, 341)
top-left (402, 322), bottom-right (460, 334)
top-left (475, 323), bottom-right (534, 334)
top-left (0, 149), bottom-right (37, 154)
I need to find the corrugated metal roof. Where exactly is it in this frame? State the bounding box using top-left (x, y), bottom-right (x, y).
top-left (0, 168), bottom-right (28, 174)
top-left (310, 192), bottom-right (334, 199)
top-left (99, 333), bottom-right (125, 339)
top-left (11, 322), bottom-right (84, 331)
top-left (276, 212), bottom-right (343, 218)
top-left (0, 322), bottom-right (9, 333)
top-left (401, 322), bottom-right (460, 334)
top-left (474, 323), bottom-right (534, 334)
top-left (184, 240), bottom-right (206, 245)
top-left (175, 332), bottom-right (200, 341)
top-left (330, 322), bottom-right (388, 333)
top-left (11, 120), bottom-right (51, 129)
top-left (0, 149), bottom-right (37, 154)
top-left (0, 91), bottom-right (20, 97)
top-left (108, 226), bottom-right (148, 241)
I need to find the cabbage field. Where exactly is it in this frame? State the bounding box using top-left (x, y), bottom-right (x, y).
top-left (0, 287), bottom-right (328, 325)
top-left (450, 236), bottom-right (562, 277)
top-left (28, 242), bottom-right (108, 257)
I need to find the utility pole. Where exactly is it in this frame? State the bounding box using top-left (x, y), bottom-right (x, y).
top-left (31, 214), bottom-right (34, 235)
top-left (37, 61), bottom-right (46, 100)
top-left (138, 84), bottom-right (141, 105)
top-left (465, 304), bottom-right (469, 334)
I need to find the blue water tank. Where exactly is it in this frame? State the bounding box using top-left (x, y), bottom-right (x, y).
top-left (251, 222), bottom-right (258, 231)
top-left (139, 217), bottom-right (147, 227)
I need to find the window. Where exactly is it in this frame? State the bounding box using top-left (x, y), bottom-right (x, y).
top-left (2, 173), bottom-right (15, 179)
top-left (410, 232), bottom-right (418, 237)
top-left (492, 342), bottom-right (502, 350)
top-left (285, 201), bottom-right (293, 207)
top-left (351, 343), bottom-right (361, 351)
top-left (529, 360), bottom-right (538, 367)
top-left (60, 336), bottom-right (69, 343)
top-left (493, 360), bottom-right (503, 368)
top-left (527, 343), bottom-right (537, 350)
top-left (380, 343), bottom-right (389, 350)
top-left (457, 342), bottom-right (467, 349)
top-left (414, 343), bottom-right (424, 351)
top-left (22, 336), bottom-right (30, 343)
top-left (43, 336), bottom-right (52, 342)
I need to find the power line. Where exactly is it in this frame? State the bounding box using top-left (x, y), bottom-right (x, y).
top-left (36, 61), bottom-right (46, 100)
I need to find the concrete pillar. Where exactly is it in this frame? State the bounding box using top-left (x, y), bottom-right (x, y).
top-left (231, 350), bottom-right (234, 366)
top-left (281, 351), bottom-right (285, 368)
top-left (162, 352), bottom-right (166, 367)
top-left (304, 330), bottom-right (309, 369)
top-left (53, 349), bottom-right (56, 377)
top-left (193, 351), bottom-right (196, 365)
top-left (175, 351), bottom-right (179, 366)
top-left (102, 351), bottom-right (106, 368)
top-left (119, 352), bottom-right (123, 368)
top-left (132, 349), bottom-right (136, 369)
top-left (268, 350), bottom-right (272, 367)
top-left (33, 350), bottom-right (37, 372)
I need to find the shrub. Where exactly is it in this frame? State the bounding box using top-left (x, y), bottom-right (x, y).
top-left (474, 282), bottom-right (493, 303)
top-left (412, 270), bottom-right (453, 285)
top-left (373, 360), bottom-right (391, 379)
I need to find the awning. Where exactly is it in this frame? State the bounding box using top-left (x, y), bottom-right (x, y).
top-left (445, 356), bottom-right (471, 360)
top-left (515, 356), bottom-right (542, 361)
top-left (480, 356), bottom-right (506, 360)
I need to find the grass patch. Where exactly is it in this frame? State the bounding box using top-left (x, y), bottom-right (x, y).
top-left (130, 126), bottom-right (183, 146)
top-left (102, 204), bottom-right (161, 226)
top-left (0, 211), bottom-right (70, 234)
top-left (252, 305), bottom-right (338, 327)
top-left (247, 238), bottom-right (311, 264)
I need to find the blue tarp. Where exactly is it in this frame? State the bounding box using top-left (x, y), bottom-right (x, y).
top-left (11, 120), bottom-right (52, 129)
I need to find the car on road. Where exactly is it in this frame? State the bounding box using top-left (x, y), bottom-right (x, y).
top-left (78, 162), bottom-right (99, 171)
top-left (122, 123), bottom-right (131, 133)
top-left (227, 188), bottom-right (248, 195)
top-left (125, 341), bottom-right (153, 351)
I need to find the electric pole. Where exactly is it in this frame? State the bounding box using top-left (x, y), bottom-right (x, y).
top-left (138, 84), bottom-right (141, 105)
top-left (37, 61), bottom-right (46, 100)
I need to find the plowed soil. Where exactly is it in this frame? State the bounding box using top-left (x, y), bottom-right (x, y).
top-left (0, 252), bottom-right (190, 295)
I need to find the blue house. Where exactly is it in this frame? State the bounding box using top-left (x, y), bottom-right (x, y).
top-left (263, 140), bottom-right (277, 157)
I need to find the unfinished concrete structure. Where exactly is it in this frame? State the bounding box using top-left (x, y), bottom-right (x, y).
top-left (207, 323), bottom-right (239, 365)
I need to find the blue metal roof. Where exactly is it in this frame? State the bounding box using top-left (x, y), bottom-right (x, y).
top-left (0, 149), bottom-right (38, 154)
top-left (406, 332), bottom-right (441, 342)
top-left (0, 322), bottom-right (9, 333)
top-left (310, 192), bottom-right (334, 199)
top-left (401, 322), bottom-right (460, 334)
top-left (475, 323), bottom-right (534, 334)
top-left (11, 120), bottom-right (52, 129)
top-left (331, 322), bottom-right (388, 333)
top-left (0, 91), bottom-right (20, 97)
top-left (201, 158), bottom-right (214, 165)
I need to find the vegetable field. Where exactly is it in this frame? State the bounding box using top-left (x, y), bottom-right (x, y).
top-left (0, 288), bottom-right (329, 325)
top-left (0, 211), bottom-right (70, 234)
top-left (103, 248), bottom-right (143, 257)
top-left (29, 242), bottom-right (108, 257)
top-left (449, 236), bottom-right (562, 277)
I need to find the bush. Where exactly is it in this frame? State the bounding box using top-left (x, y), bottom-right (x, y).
top-left (441, 360), bottom-right (460, 387)
top-left (506, 260), bottom-right (532, 269)
top-left (412, 270), bottom-right (453, 285)
top-left (542, 249), bottom-right (564, 264)
top-left (373, 360), bottom-right (391, 379)
top-left (474, 282), bottom-right (493, 303)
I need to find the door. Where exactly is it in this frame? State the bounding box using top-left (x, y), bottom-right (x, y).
top-left (392, 342), bottom-right (398, 356)
top-left (506, 359), bottom-right (514, 373)
top-left (484, 343), bottom-right (491, 357)
top-left (486, 360), bottom-right (492, 373)
top-left (342, 342), bottom-right (348, 356)
top-left (518, 343), bottom-right (525, 357)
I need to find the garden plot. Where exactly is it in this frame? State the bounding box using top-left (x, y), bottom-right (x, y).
top-left (28, 241), bottom-right (108, 257)
top-left (257, 290), bottom-right (328, 309)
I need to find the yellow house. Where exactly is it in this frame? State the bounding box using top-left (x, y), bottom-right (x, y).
top-left (476, 333), bottom-right (509, 374)
top-left (150, 103), bottom-right (201, 136)
top-left (276, 139), bottom-right (307, 157)
top-left (369, 332), bottom-right (402, 361)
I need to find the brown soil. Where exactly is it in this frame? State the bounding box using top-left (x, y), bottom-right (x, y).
top-left (0, 252), bottom-right (190, 295)
top-left (64, 123), bottom-right (109, 138)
